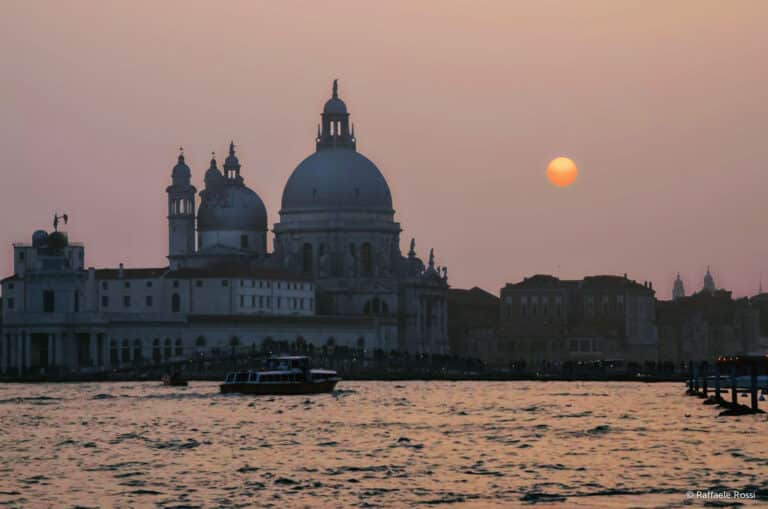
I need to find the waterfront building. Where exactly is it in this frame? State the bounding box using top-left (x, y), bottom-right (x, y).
top-left (498, 274), bottom-right (658, 364)
top-left (657, 289), bottom-right (761, 363)
top-left (446, 287), bottom-right (500, 365)
top-left (0, 82), bottom-right (449, 376)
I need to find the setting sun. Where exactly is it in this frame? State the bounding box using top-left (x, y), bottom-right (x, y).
top-left (546, 156), bottom-right (578, 187)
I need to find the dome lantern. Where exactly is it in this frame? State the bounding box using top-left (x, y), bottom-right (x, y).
top-left (317, 79), bottom-right (355, 151)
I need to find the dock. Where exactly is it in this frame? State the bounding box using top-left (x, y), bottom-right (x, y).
top-left (686, 355), bottom-right (767, 416)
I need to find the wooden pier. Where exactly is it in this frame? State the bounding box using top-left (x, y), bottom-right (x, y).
top-left (686, 355), bottom-right (767, 416)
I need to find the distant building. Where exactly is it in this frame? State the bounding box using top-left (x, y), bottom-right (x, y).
top-left (702, 266), bottom-right (716, 294)
top-left (657, 289), bottom-right (760, 363)
top-left (748, 292), bottom-right (768, 339)
top-left (498, 274), bottom-right (658, 364)
top-left (0, 82), bottom-right (450, 377)
top-left (446, 287), bottom-right (499, 365)
top-left (672, 273), bottom-right (686, 300)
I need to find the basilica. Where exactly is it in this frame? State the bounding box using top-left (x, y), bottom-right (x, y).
top-left (0, 82), bottom-right (449, 376)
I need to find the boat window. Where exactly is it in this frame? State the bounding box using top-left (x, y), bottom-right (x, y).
top-left (235, 372), bottom-right (249, 382)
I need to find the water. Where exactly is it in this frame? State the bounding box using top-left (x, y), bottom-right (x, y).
top-left (0, 381), bottom-right (766, 508)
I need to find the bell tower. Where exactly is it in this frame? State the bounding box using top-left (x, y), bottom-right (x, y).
top-left (166, 148), bottom-right (197, 265)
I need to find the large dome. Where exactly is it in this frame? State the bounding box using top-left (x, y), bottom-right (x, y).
top-left (198, 185), bottom-right (267, 231)
top-left (281, 148), bottom-right (393, 213)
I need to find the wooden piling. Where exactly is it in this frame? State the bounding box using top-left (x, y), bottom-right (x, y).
top-left (701, 362), bottom-right (708, 397)
top-left (730, 364), bottom-right (738, 406)
top-left (714, 362), bottom-right (721, 400)
top-left (751, 364), bottom-right (758, 411)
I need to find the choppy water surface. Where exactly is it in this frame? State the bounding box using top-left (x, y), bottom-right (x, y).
top-left (0, 381), bottom-right (766, 508)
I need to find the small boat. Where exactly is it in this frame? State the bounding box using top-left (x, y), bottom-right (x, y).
top-left (162, 370), bottom-right (188, 387)
top-left (220, 356), bottom-right (340, 395)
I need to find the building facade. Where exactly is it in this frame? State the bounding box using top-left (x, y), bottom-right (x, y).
top-left (498, 274), bottom-right (658, 364)
top-left (0, 82), bottom-right (449, 376)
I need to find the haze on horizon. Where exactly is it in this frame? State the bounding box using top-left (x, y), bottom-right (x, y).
top-left (1, 1), bottom-right (766, 299)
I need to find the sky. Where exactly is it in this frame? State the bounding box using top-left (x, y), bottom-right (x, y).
top-left (1, 1), bottom-right (766, 299)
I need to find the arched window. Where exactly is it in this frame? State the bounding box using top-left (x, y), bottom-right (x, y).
top-left (302, 243), bottom-right (313, 274)
top-left (326, 337), bottom-right (335, 347)
top-left (110, 339), bottom-right (119, 364)
top-left (133, 339), bottom-right (142, 362)
top-left (195, 336), bottom-right (206, 349)
top-left (174, 338), bottom-right (183, 357)
top-left (171, 293), bottom-right (181, 313)
top-left (382, 301), bottom-right (389, 314)
top-left (152, 338), bottom-right (161, 363)
top-left (164, 338), bottom-right (172, 359)
top-left (121, 339), bottom-right (130, 364)
top-left (296, 336), bottom-right (306, 353)
top-left (361, 242), bottom-right (372, 276)
top-left (357, 336), bottom-right (365, 351)
top-left (372, 298), bottom-right (380, 314)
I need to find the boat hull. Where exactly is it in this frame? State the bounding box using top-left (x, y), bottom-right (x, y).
top-left (220, 379), bottom-right (339, 395)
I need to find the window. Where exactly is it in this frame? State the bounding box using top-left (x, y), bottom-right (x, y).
top-left (43, 290), bottom-right (55, 313)
top-left (302, 243), bottom-right (313, 274)
top-left (171, 293), bottom-right (181, 312)
top-left (277, 297), bottom-right (282, 309)
top-left (196, 280), bottom-right (203, 287)
top-left (174, 338), bottom-right (183, 357)
top-left (569, 339), bottom-right (578, 352)
top-left (146, 295), bottom-right (153, 307)
top-left (7, 298), bottom-right (14, 310)
top-left (251, 295), bottom-right (256, 307)
top-left (8, 283), bottom-right (14, 290)
top-left (259, 296), bottom-right (264, 308)
top-left (101, 296), bottom-right (109, 308)
top-left (18, 251), bottom-right (25, 261)
top-left (222, 280), bottom-right (229, 287)
top-left (123, 296), bottom-right (131, 308)
top-left (133, 339), bottom-right (142, 362)
top-left (240, 280), bottom-right (244, 287)
top-left (122, 339), bottom-right (130, 363)
top-left (173, 280), bottom-right (179, 288)
top-left (240, 295), bottom-right (245, 307)
top-left (146, 281), bottom-right (152, 288)
top-left (74, 291), bottom-right (79, 312)
top-left (266, 296), bottom-right (271, 308)
top-left (240, 235), bottom-right (249, 249)
top-left (124, 282), bottom-right (131, 289)
top-left (164, 338), bottom-right (172, 359)
top-left (102, 281), bottom-right (108, 290)
top-left (195, 336), bottom-right (206, 348)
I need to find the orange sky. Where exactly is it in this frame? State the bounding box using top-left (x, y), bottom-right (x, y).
top-left (1, 1), bottom-right (766, 299)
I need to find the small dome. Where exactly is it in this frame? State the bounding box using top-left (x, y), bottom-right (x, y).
top-left (198, 184), bottom-right (267, 231)
top-left (281, 149), bottom-right (392, 213)
top-left (224, 141), bottom-right (240, 169)
top-left (47, 231), bottom-right (69, 249)
top-left (32, 230), bottom-right (48, 247)
top-left (172, 153), bottom-right (191, 180)
top-left (323, 97), bottom-right (347, 115)
top-left (205, 157), bottom-right (223, 185)
top-left (323, 79), bottom-right (348, 115)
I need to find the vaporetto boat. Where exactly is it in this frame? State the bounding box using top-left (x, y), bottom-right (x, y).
top-left (220, 356), bottom-right (341, 395)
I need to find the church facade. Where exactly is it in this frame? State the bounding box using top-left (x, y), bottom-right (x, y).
top-left (0, 82), bottom-right (449, 376)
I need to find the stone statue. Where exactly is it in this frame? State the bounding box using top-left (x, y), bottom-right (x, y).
top-left (408, 238), bottom-right (416, 258)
